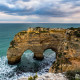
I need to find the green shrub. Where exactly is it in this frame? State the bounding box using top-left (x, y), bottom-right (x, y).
top-left (10, 40), bottom-right (15, 47)
top-left (28, 73), bottom-right (38, 80)
top-left (19, 31), bottom-right (27, 35)
top-left (28, 76), bottom-right (33, 80)
top-left (33, 73), bottom-right (38, 79)
top-left (68, 27), bottom-right (80, 31)
top-left (74, 31), bottom-right (80, 37)
top-left (66, 70), bottom-right (80, 80)
top-left (75, 78), bottom-right (80, 80)
top-left (15, 31), bottom-right (27, 36)
top-left (40, 31), bottom-right (48, 33)
top-left (29, 32), bottom-right (35, 34)
top-left (69, 27), bottom-right (75, 30)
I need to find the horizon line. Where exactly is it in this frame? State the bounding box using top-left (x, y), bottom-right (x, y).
top-left (0, 22), bottom-right (80, 24)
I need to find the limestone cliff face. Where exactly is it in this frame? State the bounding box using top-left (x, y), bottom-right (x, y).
top-left (49, 28), bottom-right (80, 72)
top-left (7, 27), bottom-right (80, 72)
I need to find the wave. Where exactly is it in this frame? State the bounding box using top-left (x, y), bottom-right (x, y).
top-left (0, 49), bottom-right (56, 80)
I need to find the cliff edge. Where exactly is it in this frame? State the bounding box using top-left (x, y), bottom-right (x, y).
top-left (7, 27), bottom-right (80, 72)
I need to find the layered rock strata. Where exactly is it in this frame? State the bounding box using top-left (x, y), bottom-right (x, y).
top-left (7, 27), bottom-right (80, 72)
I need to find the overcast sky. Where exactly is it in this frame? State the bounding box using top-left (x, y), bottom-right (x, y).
top-left (0, 0), bottom-right (80, 23)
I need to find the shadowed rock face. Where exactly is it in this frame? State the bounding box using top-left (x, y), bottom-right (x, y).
top-left (7, 27), bottom-right (80, 72)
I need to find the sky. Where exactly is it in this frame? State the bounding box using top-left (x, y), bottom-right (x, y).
top-left (0, 0), bottom-right (80, 23)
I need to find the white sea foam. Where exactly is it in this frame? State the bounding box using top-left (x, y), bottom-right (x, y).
top-left (0, 49), bottom-right (59, 80)
top-left (37, 73), bottom-right (68, 80)
top-left (18, 73), bottom-right (68, 80)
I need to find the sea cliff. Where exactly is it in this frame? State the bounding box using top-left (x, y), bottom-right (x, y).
top-left (7, 27), bottom-right (80, 80)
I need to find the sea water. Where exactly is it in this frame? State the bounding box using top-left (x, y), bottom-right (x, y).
top-left (0, 23), bottom-right (80, 80)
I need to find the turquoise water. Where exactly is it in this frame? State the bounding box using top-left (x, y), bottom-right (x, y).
top-left (0, 23), bottom-right (80, 80)
top-left (0, 23), bottom-right (80, 57)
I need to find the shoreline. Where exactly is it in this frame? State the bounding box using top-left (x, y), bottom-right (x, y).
top-left (18, 73), bottom-right (68, 80)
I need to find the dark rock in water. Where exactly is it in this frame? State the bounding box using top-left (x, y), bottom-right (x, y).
top-left (44, 69), bottom-right (49, 72)
top-left (7, 72), bottom-right (15, 78)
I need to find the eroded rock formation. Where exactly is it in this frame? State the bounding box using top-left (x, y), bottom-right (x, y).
top-left (7, 27), bottom-right (80, 72)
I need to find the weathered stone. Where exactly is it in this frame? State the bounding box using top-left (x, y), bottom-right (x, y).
top-left (7, 27), bottom-right (80, 72)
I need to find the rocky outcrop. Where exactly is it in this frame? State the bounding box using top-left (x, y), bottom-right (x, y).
top-left (7, 27), bottom-right (80, 72)
top-left (49, 28), bottom-right (80, 72)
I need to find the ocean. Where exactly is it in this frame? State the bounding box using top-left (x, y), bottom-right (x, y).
top-left (0, 23), bottom-right (80, 80)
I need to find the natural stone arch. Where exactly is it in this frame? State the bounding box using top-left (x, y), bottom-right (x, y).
top-left (7, 28), bottom-right (64, 64)
top-left (7, 45), bottom-right (44, 64)
top-left (7, 27), bottom-right (80, 72)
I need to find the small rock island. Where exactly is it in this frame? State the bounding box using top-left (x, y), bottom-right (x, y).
top-left (7, 27), bottom-right (80, 72)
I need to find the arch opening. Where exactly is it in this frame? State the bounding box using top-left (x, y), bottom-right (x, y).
top-left (21, 50), bottom-right (34, 63)
top-left (43, 49), bottom-right (56, 64)
top-left (16, 49), bottom-right (56, 73)
top-left (43, 49), bottom-right (56, 59)
top-left (17, 49), bottom-right (40, 72)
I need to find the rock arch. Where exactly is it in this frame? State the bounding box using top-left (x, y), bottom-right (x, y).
top-left (7, 27), bottom-right (80, 72)
top-left (7, 32), bottom-right (62, 64)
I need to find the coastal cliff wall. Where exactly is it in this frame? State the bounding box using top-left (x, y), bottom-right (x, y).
top-left (7, 27), bottom-right (80, 72)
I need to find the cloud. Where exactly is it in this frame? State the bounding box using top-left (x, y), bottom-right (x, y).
top-left (0, 0), bottom-right (80, 17)
top-left (0, 0), bottom-right (80, 23)
top-left (22, 0), bottom-right (30, 2)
